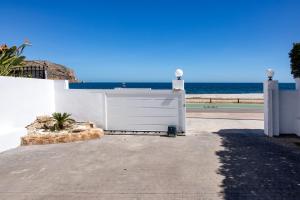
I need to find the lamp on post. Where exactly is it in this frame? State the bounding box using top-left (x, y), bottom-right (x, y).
top-left (264, 68), bottom-right (279, 137)
top-left (175, 69), bottom-right (183, 80)
top-left (266, 69), bottom-right (274, 81)
top-left (172, 68), bottom-right (184, 90)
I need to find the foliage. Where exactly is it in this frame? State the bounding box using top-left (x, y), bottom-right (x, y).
top-left (0, 43), bottom-right (28, 76)
top-left (52, 112), bottom-right (75, 130)
top-left (289, 43), bottom-right (300, 78)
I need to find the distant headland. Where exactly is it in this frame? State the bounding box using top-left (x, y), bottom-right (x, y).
top-left (24, 60), bottom-right (77, 82)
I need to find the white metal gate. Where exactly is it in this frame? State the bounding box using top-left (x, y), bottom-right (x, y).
top-left (105, 90), bottom-right (185, 132)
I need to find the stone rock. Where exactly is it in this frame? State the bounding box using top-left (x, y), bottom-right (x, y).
top-left (72, 125), bottom-right (89, 133)
top-left (26, 115), bottom-right (55, 134)
top-left (22, 117), bottom-right (104, 146)
top-left (36, 116), bottom-right (49, 122)
top-left (89, 122), bottom-right (95, 128)
top-left (21, 128), bottom-right (104, 146)
top-left (89, 128), bottom-right (104, 139)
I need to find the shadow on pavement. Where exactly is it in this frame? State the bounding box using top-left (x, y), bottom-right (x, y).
top-left (214, 129), bottom-right (300, 200)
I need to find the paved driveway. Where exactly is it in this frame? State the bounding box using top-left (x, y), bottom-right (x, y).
top-left (1, 113), bottom-right (300, 200)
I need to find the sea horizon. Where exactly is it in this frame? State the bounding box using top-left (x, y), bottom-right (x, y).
top-left (70, 82), bottom-right (296, 94)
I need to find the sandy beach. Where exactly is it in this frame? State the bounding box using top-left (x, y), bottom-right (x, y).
top-left (186, 93), bottom-right (263, 99)
top-left (186, 93), bottom-right (264, 104)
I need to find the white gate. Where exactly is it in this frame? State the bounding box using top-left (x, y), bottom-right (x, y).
top-left (105, 89), bottom-right (185, 132)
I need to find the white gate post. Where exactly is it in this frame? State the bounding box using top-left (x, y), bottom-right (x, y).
top-left (177, 90), bottom-right (186, 134)
top-left (172, 69), bottom-right (186, 134)
top-left (103, 92), bottom-right (108, 130)
top-left (264, 80), bottom-right (279, 137)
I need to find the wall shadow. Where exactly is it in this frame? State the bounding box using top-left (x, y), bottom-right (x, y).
top-left (214, 129), bottom-right (300, 199)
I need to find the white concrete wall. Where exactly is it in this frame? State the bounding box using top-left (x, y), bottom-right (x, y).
top-left (0, 76), bottom-right (55, 128)
top-left (55, 89), bottom-right (106, 128)
top-left (264, 79), bottom-right (300, 136)
top-left (0, 77), bottom-right (186, 152)
top-left (279, 91), bottom-right (298, 134)
top-left (0, 76), bottom-right (55, 152)
top-left (56, 88), bottom-right (186, 132)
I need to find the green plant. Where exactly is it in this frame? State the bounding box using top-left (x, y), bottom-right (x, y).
top-left (289, 43), bottom-right (300, 78)
top-left (52, 112), bottom-right (75, 130)
top-left (0, 42), bottom-right (28, 76)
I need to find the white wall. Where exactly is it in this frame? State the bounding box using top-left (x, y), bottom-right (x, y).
top-left (55, 89), bottom-right (106, 128)
top-left (0, 76), bottom-right (55, 152)
top-left (0, 77), bottom-right (186, 152)
top-left (279, 91), bottom-right (298, 134)
top-left (0, 76), bottom-right (55, 128)
top-left (55, 88), bottom-right (186, 132)
top-left (264, 80), bottom-right (300, 136)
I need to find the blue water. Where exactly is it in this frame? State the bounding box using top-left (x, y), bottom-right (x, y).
top-left (69, 82), bottom-right (295, 94)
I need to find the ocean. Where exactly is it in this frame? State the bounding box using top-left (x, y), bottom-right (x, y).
top-left (69, 82), bottom-right (295, 94)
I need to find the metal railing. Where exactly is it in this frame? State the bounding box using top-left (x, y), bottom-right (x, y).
top-left (10, 65), bottom-right (47, 79)
top-left (186, 97), bottom-right (264, 104)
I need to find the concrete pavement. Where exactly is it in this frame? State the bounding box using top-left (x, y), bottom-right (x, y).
top-left (1, 112), bottom-right (300, 199)
top-left (0, 134), bottom-right (224, 200)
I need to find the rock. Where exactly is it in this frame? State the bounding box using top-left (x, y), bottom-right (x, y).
top-left (79, 131), bottom-right (90, 140)
top-left (23, 60), bottom-right (77, 82)
top-left (21, 128), bottom-right (104, 146)
top-left (72, 125), bottom-right (89, 133)
top-left (89, 122), bottom-right (95, 128)
top-left (89, 128), bottom-right (104, 138)
top-left (22, 117), bottom-right (104, 146)
top-left (26, 115), bottom-right (55, 133)
top-left (64, 120), bottom-right (75, 128)
top-left (36, 116), bottom-right (52, 123)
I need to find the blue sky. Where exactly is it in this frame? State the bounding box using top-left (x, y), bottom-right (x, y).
top-left (2, 0), bottom-right (300, 82)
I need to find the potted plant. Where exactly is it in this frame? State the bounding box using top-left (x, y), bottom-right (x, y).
top-left (289, 43), bottom-right (300, 89)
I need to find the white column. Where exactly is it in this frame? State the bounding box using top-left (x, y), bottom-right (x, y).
top-left (172, 79), bottom-right (184, 90)
top-left (177, 90), bottom-right (186, 135)
top-left (295, 78), bottom-right (300, 90)
top-left (172, 79), bottom-right (185, 134)
top-left (264, 80), bottom-right (279, 137)
top-left (293, 78), bottom-right (300, 136)
top-left (103, 93), bottom-right (108, 130)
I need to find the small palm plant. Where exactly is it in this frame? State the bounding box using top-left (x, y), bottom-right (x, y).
top-left (52, 112), bottom-right (75, 130)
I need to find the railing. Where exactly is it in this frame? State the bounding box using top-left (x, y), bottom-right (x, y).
top-left (10, 66), bottom-right (47, 79)
top-left (186, 97), bottom-right (264, 104)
